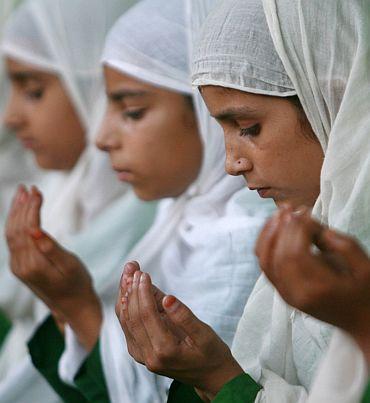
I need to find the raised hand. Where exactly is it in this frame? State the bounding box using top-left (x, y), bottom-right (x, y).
top-left (5, 185), bottom-right (101, 350)
top-left (256, 207), bottom-right (370, 363)
top-left (116, 262), bottom-right (243, 401)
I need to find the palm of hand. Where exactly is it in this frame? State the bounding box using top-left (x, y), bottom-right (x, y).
top-left (6, 185), bottom-right (92, 311)
top-left (116, 263), bottom-right (242, 398)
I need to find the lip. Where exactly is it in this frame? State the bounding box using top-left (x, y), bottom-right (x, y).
top-left (248, 186), bottom-right (272, 198)
top-left (113, 168), bottom-right (134, 182)
top-left (18, 137), bottom-right (37, 150)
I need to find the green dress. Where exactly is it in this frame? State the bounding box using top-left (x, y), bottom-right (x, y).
top-left (28, 316), bottom-right (109, 403)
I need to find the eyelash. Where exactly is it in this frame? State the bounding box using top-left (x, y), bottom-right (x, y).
top-left (239, 124), bottom-right (261, 137)
top-left (26, 89), bottom-right (44, 100)
top-left (123, 108), bottom-right (146, 121)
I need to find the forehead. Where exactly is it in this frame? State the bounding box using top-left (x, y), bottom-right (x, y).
top-left (200, 85), bottom-right (264, 118)
top-left (104, 65), bottom-right (157, 92)
top-left (5, 57), bottom-right (55, 83)
top-left (103, 65), bottom-right (184, 103)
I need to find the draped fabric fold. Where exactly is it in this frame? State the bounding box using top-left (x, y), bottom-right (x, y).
top-left (0, 1), bottom-right (157, 401)
top-left (191, 0), bottom-right (370, 400)
top-left (58, 0), bottom-right (275, 401)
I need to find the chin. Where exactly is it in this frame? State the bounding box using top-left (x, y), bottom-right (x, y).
top-left (133, 187), bottom-right (160, 202)
top-left (275, 198), bottom-right (315, 210)
top-left (133, 185), bottom-right (184, 202)
top-left (35, 155), bottom-right (73, 171)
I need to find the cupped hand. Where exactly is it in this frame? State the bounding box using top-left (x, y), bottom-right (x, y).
top-left (5, 185), bottom-right (102, 350)
top-left (256, 207), bottom-right (370, 362)
top-left (116, 262), bottom-right (243, 401)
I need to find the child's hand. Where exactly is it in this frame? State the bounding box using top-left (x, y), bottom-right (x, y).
top-left (6, 185), bottom-right (102, 350)
top-left (256, 207), bottom-right (370, 363)
top-left (116, 262), bottom-right (243, 400)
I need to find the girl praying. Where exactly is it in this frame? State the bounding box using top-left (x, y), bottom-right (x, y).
top-left (116, 0), bottom-right (370, 401)
top-left (0, 0), bottom-right (154, 401)
top-left (4, 0), bottom-right (274, 402)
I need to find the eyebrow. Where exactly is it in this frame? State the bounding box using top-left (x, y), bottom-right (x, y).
top-left (107, 89), bottom-right (149, 102)
top-left (8, 71), bottom-right (43, 83)
top-left (212, 106), bottom-right (259, 121)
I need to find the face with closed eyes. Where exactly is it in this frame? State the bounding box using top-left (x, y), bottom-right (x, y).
top-left (3, 58), bottom-right (85, 170)
top-left (201, 85), bottom-right (324, 209)
top-left (96, 66), bottom-right (203, 201)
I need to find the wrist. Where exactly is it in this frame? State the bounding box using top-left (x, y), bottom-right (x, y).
top-left (353, 332), bottom-right (370, 367)
top-left (200, 357), bottom-right (244, 400)
top-left (347, 314), bottom-right (370, 367)
top-left (59, 290), bottom-right (102, 351)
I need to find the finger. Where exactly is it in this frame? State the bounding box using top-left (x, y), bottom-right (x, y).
top-left (162, 295), bottom-right (208, 342)
top-left (116, 283), bottom-right (135, 346)
top-left (8, 186), bottom-right (23, 219)
top-left (31, 231), bottom-right (69, 263)
top-left (29, 231), bottom-right (73, 278)
top-left (322, 229), bottom-right (370, 276)
top-left (273, 212), bottom-right (322, 279)
top-left (121, 261), bottom-right (140, 296)
top-left (27, 186), bottom-right (43, 230)
top-left (119, 294), bottom-right (145, 364)
top-left (17, 186), bottom-right (31, 232)
top-left (126, 271), bottom-right (153, 352)
top-left (271, 212), bottom-right (335, 298)
top-left (10, 185), bottom-right (28, 242)
top-left (5, 187), bottom-right (23, 248)
top-left (152, 284), bottom-right (166, 313)
top-left (22, 187), bottom-right (43, 258)
top-left (255, 204), bottom-right (293, 263)
top-left (124, 261), bottom-right (140, 276)
top-left (256, 208), bottom-right (291, 282)
top-left (10, 187), bottom-right (41, 277)
top-left (138, 273), bottom-right (175, 345)
top-left (255, 213), bottom-right (277, 262)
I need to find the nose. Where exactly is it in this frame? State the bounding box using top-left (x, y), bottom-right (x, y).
top-left (225, 145), bottom-right (253, 176)
top-left (3, 92), bottom-right (26, 132)
top-left (95, 112), bottom-right (120, 152)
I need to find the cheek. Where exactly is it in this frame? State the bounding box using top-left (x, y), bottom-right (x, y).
top-left (42, 97), bottom-right (83, 144)
top-left (129, 113), bottom-right (178, 167)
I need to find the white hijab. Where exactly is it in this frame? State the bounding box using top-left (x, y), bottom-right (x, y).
top-left (1, 0), bottom-right (135, 238)
top-left (101, 0), bottom-right (241, 270)
top-left (0, 1), bottom-right (158, 401)
top-left (0, 0), bottom-right (40, 218)
top-left (263, 1), bottom-right (370, 401)
top-left (58, 1), bottom-right (275, 401)
top-left (193, 0), bottom-right (369, 401)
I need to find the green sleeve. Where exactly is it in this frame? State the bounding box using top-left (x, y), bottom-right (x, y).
top-left (167, 380), bottom-right (204, 403)
top-left (213, 373), bottom-right (262, 402)
top-left (167, 374), bottom-right (262, 403)
top-left (167, 373), bottom-right (261, 403)
top-left (361, 380), bottom-right (370, 403)
top-left (74, 341), bottom-right (110, 403)
top-left (0, 308), bottom-right (12, 348)
top-left (28, 315), bottom-right (88, 403)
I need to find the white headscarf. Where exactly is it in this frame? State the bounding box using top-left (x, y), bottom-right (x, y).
top-left (193, 0), bottom-right (370, 401)
top-left (0, 1), bottom-right (158, 401)
top-left (57, 1), bottom-right (275, 401)
top-left (0, 0), bottom-right (39, 216)
top-left (1, 0), bottom-right (136, 237)
top-left (101, 0), bottom-right (240, 268)
top-left (262, 1), bottom-right (370, 401)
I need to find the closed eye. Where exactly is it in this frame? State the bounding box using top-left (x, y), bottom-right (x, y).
top-left (123, 108), bottom-right (146, 121)
top-left (25, 88), bottom-right (44, 100)
top-left (240, 124), bottom-right (260, 137)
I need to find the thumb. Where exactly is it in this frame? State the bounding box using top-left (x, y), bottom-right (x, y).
top-left (28, 186), bottom-right (43, 229)
top-left (322, 229), bottom-right (370, 274)
top-left (29, 229), bottom-right (68, 263)
top-left (162, 295), bottom-right (207, 339)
